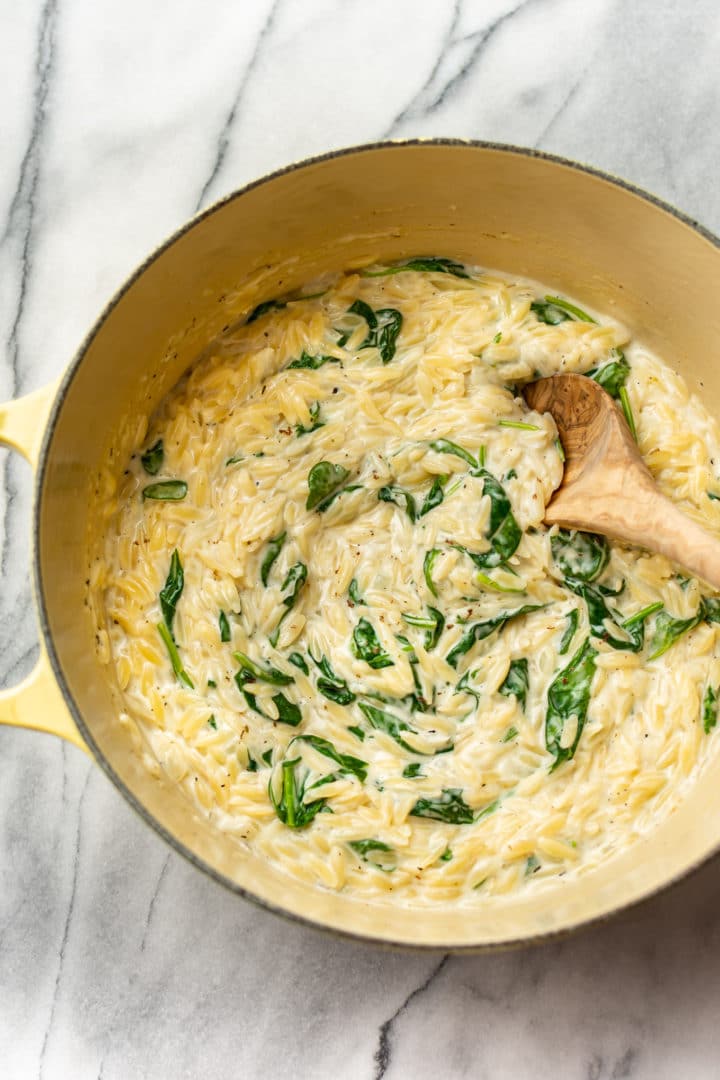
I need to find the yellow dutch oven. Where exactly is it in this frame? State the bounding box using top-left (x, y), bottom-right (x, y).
top-left (2, 140), bottom-right (720, 950)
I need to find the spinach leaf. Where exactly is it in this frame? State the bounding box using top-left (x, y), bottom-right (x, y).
top-left (533, 295), bottom-right (596, 324)
top-left (446, 604), bottom-right (543, 668)
top-left (208, 715), bottom-right (217, 730)
top-left (453, 471), bottom-right (521, 569)
top-left (348, 725), bottom-right (366, 742)
top-left (288, 652), bottom-right (309, 674)
top-left (551, 529), bottom-right (609, 582)
top-left (402, 606), bottom-right (445, 650)
top-left (349, 578), bottom-right (365, 605)
top-left (703, 685), bottom-right (719, 734)
top-left (306, 461), bottom-right (351, 511)
top-left (218, 610), bottom-right (231, 642)
top-left (269, 561), bottom-right (308, 646)
top-left (702, 597), bottom-right (720, 623)
top-left (429, 438), bottom-right (481, 469)
top-left (545, 639), bottom-right (597, 770)
top-left (352, 618), bottom-right (394, 669)
top-left (280, 562), bottom-right (307, 608)
top-left (358, 701), bottom-right (417, 753)
top-left (586, 349), bottom-right (630, 399)
top-left (402, 762), bottom-right (423, 778)
top-left (456, 669), bottom-right (481, 706)
top-left (287, 351), bottom-right (340, 370)
top-left (273, 693), bottom-right (301, 726)
top-left (233, 652), bottom-right (294, 685)
top-left (423, 548), bottom-right (441, 597)
top-left (439, 848), bottom-right (453, 862)
top-left (141, 439), bottom-right (164, 475)
top-left (419, 475), bottom-right (447, 516)
top-left (410, 788), bottom-right (474, 824)
top-left (501, 726), bottom-right (518, 743)
top-left (295, 401), bottom-right (324, 436)
top-left (476, 571), bottom-right (524, 595)
top-left (261, 531), bottom-right (286, 585)
top-left (473, 470), bottom-right (522, 566)
top-left (559, 609), bottom-right (579, 655)
top-left (349, 838), bottom-right (392, 856)
top-left (236, 673), bottom-right (302, 725)
top-left (294, 734), bottom-right (367, 781)
top-left (499, 658), bottom-right (529, 709)
top-left (498, 419), bottom-right (540, 431)
top-left (566, 581), bottom-right (648, 652)
top-left (378, 485), bottom-right (417, 522)
top-left (312, 654), bottom-right (356, 705)
top-left (362, 256), bottom-right (469, 279)
top-left (159, 549), bottom-right (184, 636)
top-left (530, 300), bottom-right (570, 325)
top-left (349, 299), bottom-right (403, 364)
top-left (708, 491), bottom-right (720, 502)
top-left (358, 701), bottom-right (451, 755)
top-left (648, 608), bottom-right (703, 660)
top-left (269, 758), bottom-right (326, 828)
top-left (157, 622), bottom-right (194, 689)
top-left (142, 480), bottom-right (188, 501)
top-left (247, 298), bottom-right (286, 324)
top-left (348, 839), bottom-right (394, 869)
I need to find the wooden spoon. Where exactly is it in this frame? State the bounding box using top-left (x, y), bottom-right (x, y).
top-left (523, 373), bottom-right (720, 590)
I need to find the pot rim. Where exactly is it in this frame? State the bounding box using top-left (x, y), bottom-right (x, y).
top-left (33, 137), bottom-right (720, 951)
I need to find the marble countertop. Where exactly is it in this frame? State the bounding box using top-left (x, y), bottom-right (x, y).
top-left (2, 1), bottom-right (720, 1076)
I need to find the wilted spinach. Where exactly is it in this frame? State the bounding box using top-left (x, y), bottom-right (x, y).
top-left (261, 531), bottom-right (286, 586)
top-left (410, 788), bottom-right (475, 824)
top-left (362, 256), bottom-right (469, 279)
top-left (499, 658), bottom-right (529, 710)
top-left (419, 475), bottom-right (447, 516)
top-left (352, 618), bottom-right (394, 669)
top-left (159, 549), bottom-right (184, 637)
top-left (703, 685), bottom-right (719, 734)
top-left (545, 639), bottom-right (597, 769)
top-left (142, 480), bottom-right (187, 501)
top-left (312, 654), bottom-right (356, 705)
top-left (287, 351), bottom-right (340, 370)
top-left (293, 734), bottom-right (367, 781)
top-left (348, 299), bottom-right (403, 363)
top-left (269, 758), bottom-right (326, 828)
top-left (378, 485), bottom-right (417, 521)
top-left (402, 607), bottom-right (445, 650)
top-left (551, 529), bottom-right (609, 582)
top-left (446, 604), bottom-right (543, 668)
top-left (295, 401), bottom-right (324, 436)
top-left (141, 439), bottom-right (164, 475)
top-left (306, 461), bottom-right (351, 511)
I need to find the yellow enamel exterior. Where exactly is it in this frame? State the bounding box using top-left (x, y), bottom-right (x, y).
top-left (0, 380), bottom-right (88, 754)
top-left (4, 142), bottom-right (720, 949)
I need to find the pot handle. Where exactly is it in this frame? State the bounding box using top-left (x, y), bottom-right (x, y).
top-left (0, 381), bottom-right (90, 754)
top-left (0, 649), bottom-right (89, 754)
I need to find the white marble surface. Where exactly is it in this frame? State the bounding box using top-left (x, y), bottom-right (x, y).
top-left (2, 1), bottom-right (720, 1076)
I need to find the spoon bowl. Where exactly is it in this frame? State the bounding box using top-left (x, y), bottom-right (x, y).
top-left (524, 373), bottom-right (720, 591)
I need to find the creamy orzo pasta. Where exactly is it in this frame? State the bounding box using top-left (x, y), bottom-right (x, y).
top-left (96, 257), bottom-right (720, 903)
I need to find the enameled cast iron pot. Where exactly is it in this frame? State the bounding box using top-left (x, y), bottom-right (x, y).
top-left (2, 141), bottom-right (720, 950)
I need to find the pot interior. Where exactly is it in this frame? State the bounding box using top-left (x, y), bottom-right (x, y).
top-left (37, 142), bottom-right (720, 948)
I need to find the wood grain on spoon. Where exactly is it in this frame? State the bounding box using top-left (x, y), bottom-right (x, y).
top-left (523, 373), bottom-right (720, 591)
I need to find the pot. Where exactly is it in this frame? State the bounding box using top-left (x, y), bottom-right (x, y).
top-left (2, 140), bottom-right (720, 950)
